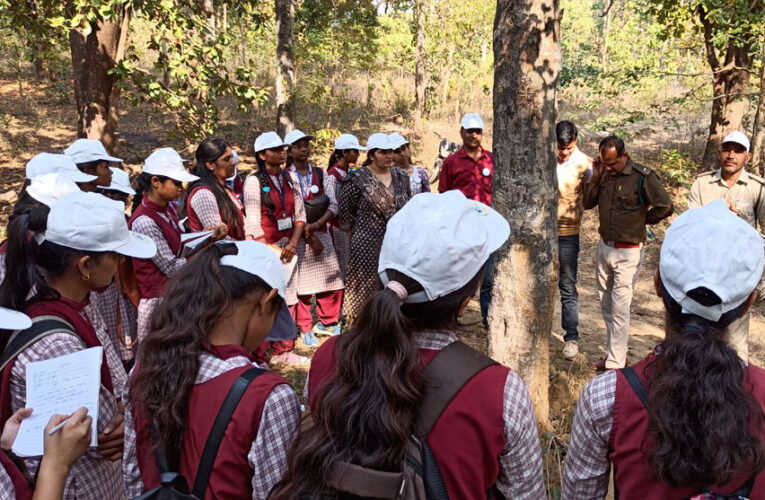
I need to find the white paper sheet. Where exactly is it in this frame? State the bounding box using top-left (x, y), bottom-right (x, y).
top-left (179, 230), bottom-right (215, 258)
top-left (12, 347), bottom-right (102, 457)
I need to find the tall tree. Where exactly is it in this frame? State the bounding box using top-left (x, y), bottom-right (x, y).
top-left (413, 0), bottom-right (426, 131)
top-left (751, 58), bottom-right (765, 176)
top-left (490, 0), bottom-right (560, 422)
top-left (276, 0), bottom-right (296, 136)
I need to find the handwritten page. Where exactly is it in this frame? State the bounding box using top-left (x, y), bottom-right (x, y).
top-left (12, 347), bottom-right (102, 457)
top-left (268, 244), bottom-right (297, 281)
top-left (179, 230), bottom-right (215, 258)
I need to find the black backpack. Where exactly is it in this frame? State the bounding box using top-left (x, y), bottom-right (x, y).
top-left (130, 366), bottom-right (266, 500)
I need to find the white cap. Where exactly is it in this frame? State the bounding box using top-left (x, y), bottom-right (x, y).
top-left (254, 132), bottom-right (287, 153)
top-left (366, 133), bottom-right (392, 151)
top-left (27, 173), bottom-right (80, 206)
top-left (219, 241), bottom-right (287, 298)
top-left (284, 129), bottom-right (314, 145)
top-left (388, 132), bottom-right (409, 150)
top-left (227, 151), bottom-right (239, 183)
top-left (102, 168), bottom-right (136, 195)
top-left (231, 150), bottom-right (239, 165)
top-left (660, 199), bottom-right (764, 322)
top-left (0, 306), bottom-right (32, 330)
top-left (64, 138), bottom-right (123, 164)
top-left (721, 131), bottom-right (751, 152)
top-left (461, 113), bottom-right (484, 130)
top-left (26, 153), bottom-right (98, 183)
top-left (143, 148), bottom-right (199, 183)
top-left (39, 191), bottom-right (157, 259)
top-left (334, 134), bottom-right (367, 151)
top-left (378, 190), bottom-right (510, 302)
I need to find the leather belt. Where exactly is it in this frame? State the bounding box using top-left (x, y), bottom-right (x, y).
top-left (604, 240), bottom-right (641, 249)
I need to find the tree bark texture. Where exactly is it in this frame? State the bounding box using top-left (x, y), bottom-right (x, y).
top-left (68, 6), bottom-right (130, 154)
top-left (414, 0), bottom-right (426, 130)
top-left (750, 58), bottom-right (765, 176)
top-left (698, 6), bottom-right (753, 170)
top-left (491, 0), bottom-right (560, 423)
top-left (275, 0), bottom-right (296, 137)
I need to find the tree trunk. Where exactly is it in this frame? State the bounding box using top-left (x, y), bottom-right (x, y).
top-left (490, 0), bottom-right (560, 424)
top-left (414, 0), bottom-right (426, 131)
top-left (69, 6), bottom-right (130, 154)
top-left (275, 0), bottom-right (296, 136)
top-left (752, 57), bottom-right (765, 176)
top-left (698, 7), bottom-right (753, 170)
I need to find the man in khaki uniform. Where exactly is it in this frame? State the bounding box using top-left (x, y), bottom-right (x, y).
top-left (688, 130), bottom-right (764, 361)
top-left (583, 135), bottom-right (673, 370)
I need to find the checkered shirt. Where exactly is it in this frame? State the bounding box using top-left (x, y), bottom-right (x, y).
top-left (243, 172), bottom-right (307, 241)
top-left (130, 214), bottom-right (187, 278)
top-left (123, 352), bottom-right (300, 499)
top-left (89, 282), bottom-right (138, 361)
top-left (10, 324), bottom-right (125, 499)
top-left (188, 187), bottom-right (245, 239)
top-left (0, 465), bottom-right (14, 499)
top-left (136, 297), bottom-right (161, 342)
top-left (562, 370), bottom-right (616, 499)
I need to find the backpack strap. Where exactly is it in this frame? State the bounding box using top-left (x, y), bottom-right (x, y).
top-left (327, 462), bottom-right (405, 498)
top-left (415, 341), bottom-right (497, 440)
top-left (191, 366), bottom-right (266, 498)
top-left (620, 366), bottom-right (649, 409)
top-left (0, 316), bottom-right (78, 371)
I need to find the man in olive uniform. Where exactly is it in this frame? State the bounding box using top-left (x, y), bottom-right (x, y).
top-left (583, 135), bottom-right (674, 370)
top-left (688, 131), bottom-right (765, 362)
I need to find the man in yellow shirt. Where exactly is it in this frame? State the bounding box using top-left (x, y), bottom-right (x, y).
top-left (556, 121), bottom-right (592, 359)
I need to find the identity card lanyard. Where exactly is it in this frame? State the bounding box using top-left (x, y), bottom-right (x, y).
top-left (270, 174), bottom-right (294, 231)
top-left (295, 166), bottom-right (312, 198)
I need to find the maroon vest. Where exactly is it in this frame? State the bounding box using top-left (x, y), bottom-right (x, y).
top-left (0, 451), bottom-right (32, 500)
top-left (128, 200), bottom-right (182, 299)
top-left (260, 173), bottom-right (297, 244)
top-left (133, 358), bottom-right (288, 498)
top-left (610, 356), bottom-right (765, 497)
top-left (309, 336), bottom-right (508, 500)
top-left (187, 185), bottom-right (246, 241)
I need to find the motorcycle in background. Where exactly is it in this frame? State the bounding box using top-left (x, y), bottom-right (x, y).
top-left (429, 132), bottom-right (460, 185)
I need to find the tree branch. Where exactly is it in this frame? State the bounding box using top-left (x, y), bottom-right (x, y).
top-left (599, 0), bottom-right (615, 17)
top-left (697, 4), bottom-right (720, 70)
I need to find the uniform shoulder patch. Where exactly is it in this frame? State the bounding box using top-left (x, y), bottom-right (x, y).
top-left (747, 172), bottom-right (765, 186)
top-left (695, 170), bottom-right (716, 178)
top-left (639, 165), bottom-right (653, 176)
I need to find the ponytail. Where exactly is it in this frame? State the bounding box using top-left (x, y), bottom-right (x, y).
top-left (131, 173), bottom-right (154, 213)
top-left (130, 242), bottom-right (281, 467)
top-left (645, 288), bottom-right (764, 489)
top-left (270, 264), bottom-right (487, 497)
top-left (328, 149), bottom-right (342, 169)
top-left (362, 149), bottom-right (377, 167)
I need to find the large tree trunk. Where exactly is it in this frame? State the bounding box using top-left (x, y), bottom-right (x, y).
top-left (698, 7), bottom-right (753, 170)
top-left (69, 7), bottom-right (130, 155)
top-left (750, 57), bottom-right (765, 176)
top-left (490, 0), bottom-right (560, 423)
top-left (275, 0), bottom-right (295, 137)
top-left (413, 0), bottom-right (426, 131)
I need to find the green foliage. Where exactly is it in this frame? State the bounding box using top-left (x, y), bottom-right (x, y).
top-left (658, 148), bottom-right (698, 187)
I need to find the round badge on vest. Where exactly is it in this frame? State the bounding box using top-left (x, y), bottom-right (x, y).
top-left (482, 167), bottom-right (491, 177)
top-left (310, 185), bottom-right (319, 194)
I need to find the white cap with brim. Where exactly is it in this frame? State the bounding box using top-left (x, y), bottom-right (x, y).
top-left (660, 199), bottom-right (763, 322)
top-left (378, 190), bottom-right (510, 303)
top-left (0, 306), bottom-right (32, 330)
top-left (64, 138), bottom-right (123, 164)
top-left (721, 131), bottom-right (751, 152)
top-left (27, 173), bottom-right (80, 206)
top-left (254, 132), bottom-right (288, 153)
top-left (461, 113), bottom-right (484, 130)
top-left (366, 133), bottom-right (392, 151)
top-left (26, 153), bottom-right (98, 183)
top-left (143, 148), bottom-right (199, 183)
top-left (284, 129), bottom-right (315, 145)
top-left (219, 241), bottom-right (287, 298)
top-left (334, 134), bottom-right (367, 151)
top-left (388, 132), bottom-right (409, 150)
top-left (103, 167), bottom-right (136, 195)
top-left (37, 191), bottom-right (157, 259)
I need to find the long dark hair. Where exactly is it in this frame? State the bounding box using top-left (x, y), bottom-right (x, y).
top-left (254, 153), bottom-right (295, 220)
top-left (185, 138), bottom-right (243, 235)
top-left (269, 264), bottom-right (487, 498)
top-left (644, 286), bottom-right (764, 489)
top-left (361, 148), bottom-right (379, 168)
top-left (328, 149), bottom-right (354, 169)
top-left (129, 242), bottom-right (283, 468)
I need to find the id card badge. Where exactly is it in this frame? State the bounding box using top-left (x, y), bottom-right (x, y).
top-left (277, 217), bottom-right (293, 231)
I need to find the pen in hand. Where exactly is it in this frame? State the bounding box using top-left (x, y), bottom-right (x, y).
top-left (47, 417), bottom-right (70, 436)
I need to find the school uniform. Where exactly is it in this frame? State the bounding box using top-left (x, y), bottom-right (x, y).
top-left (326, 164), bottom-right (350, 279)
top-left (0, 297), bottom-right (126, 500)
top-left (187, 184), bottom-right (246, 240)
top-left (307, 331), bottom-right (545, 499)
top-left (123, 344), bottom-right (300, 499)
top-left (563, 353), bottom-right (765, 497)
top-left (128, 199), bottom-right (187, 342)
top-left (0, 451), bottom-right (32, 500)
top-left (286, 165), bottom-right (344, 333)
top-left (89, 283), bottom-right (138, 362)
top-left (243, 171), bottom-right (306, 360)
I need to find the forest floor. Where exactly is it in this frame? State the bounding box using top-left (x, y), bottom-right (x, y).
top-left (1, 78), bottom-right (759, 498)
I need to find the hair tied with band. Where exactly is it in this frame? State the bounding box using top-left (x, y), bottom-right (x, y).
top-left (385, 280), bottom-right (408, 302)
top-left (683, 321), bottom-right (706, 337)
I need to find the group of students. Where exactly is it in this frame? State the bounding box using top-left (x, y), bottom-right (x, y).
top-left (0, 126), bottom-right (764, 500)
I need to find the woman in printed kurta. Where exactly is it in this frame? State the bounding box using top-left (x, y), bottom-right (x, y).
top-left (326, 140), bottom-right (362, 281)
top-left (389, 132), bottom-right (430, 195)
top-left (338, 133), bottom-right (410, 321)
